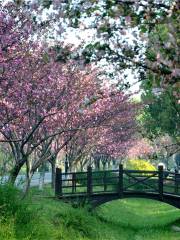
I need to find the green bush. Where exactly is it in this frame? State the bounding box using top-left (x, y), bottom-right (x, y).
top-left (126, 159), bottom-right (156, 171)
top-left (0, 184), bottom-right (35, 223)
top-left (0, 184), bottom-right (50, 240)
top-left (0, 184), bottom-right (22, 217)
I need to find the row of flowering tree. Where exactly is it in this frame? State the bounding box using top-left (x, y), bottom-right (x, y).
top-left (0, 3), bottom-right (138, 192)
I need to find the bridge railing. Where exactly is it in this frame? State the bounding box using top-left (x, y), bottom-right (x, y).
top-left (163, 170), bottom-right (180, 195)
top-left (55, 165), bottom-right (180, 198)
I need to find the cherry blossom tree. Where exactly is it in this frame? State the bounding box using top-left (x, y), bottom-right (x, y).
top-left (127, 138), bottom-right (154, 160)
top-left (0, 3), bottom-right (138, 193)
top-left (0, 4), bottom-right (83, 184)
top-left (63, 96), bottom-right (137, 171)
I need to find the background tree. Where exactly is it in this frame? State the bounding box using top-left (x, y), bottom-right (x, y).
top-left (140, 90), bottom-right (180, 140)
top-left (127, 138), bottom-right (154, 160)
top-left (139, 2), bottom-right (179, 150)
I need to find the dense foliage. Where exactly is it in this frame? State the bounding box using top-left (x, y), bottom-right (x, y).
top-left (126, 159), bottom-right (156, 171)
top-left (140, 3), bottom-right (180, 143)
top-left (40, 1), bottom-right (179, 88)
top-left (140, 90), bottom-right (180, 139)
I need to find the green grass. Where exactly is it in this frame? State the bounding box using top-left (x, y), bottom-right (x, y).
top-left (0, 185), bottom-right (180, 240)
top-left (97, 198), bottom-right (180, 228)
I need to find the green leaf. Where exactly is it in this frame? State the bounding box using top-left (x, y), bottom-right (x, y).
top-left (140, 25), bottom-right (148, 33)
top-left (146, 50), bottom-right (156, 62)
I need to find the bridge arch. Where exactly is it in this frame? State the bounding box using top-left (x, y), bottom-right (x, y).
top-left (89, 193), bottom-right (180, 209)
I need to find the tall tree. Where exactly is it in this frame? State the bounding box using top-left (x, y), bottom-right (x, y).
top-left (139, 2), bottom-right (179, 142)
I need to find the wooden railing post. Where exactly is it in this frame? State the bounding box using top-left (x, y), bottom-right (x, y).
top-left (55, 168), bottom-right (62, 197)
top-left (175, 169), bottom-right (179, 194)
top-left (72, 172), bottom-right (76, 194)
top-left (158, 165), bottom-right (163, 200)
top-left (118, 164), bottom-right (123, 198)
top-left (87, 166), bottom-right (92, 198)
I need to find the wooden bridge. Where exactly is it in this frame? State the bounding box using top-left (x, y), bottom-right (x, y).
top-left (55, 165), bottom-right (180, 208)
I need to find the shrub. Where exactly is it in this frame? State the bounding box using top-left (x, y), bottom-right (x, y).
top-left (126, 159), bottom-right (156, 171)
top-left (0, 184), bottom-right (22, 217)
top-left (125, 159), bottom-right (157, 191)
top-left (0, 184), bottom-right (48, 239)
top-left (0, 184), bottom-right (36, 225)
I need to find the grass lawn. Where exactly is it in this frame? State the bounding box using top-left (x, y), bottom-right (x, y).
top-left (97, 198), bottom-right (180, 228)
top-left (0, 185), bottom-right (180, 240)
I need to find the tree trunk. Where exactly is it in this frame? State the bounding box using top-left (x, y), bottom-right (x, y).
top-left (108, 161), bottom-right (111, 169)
top-left (39, 171), bottom-right (45, 190)
top-left (112, 159), bottom-right (116, 170)
top-left (80, 161), bottom-right (83, 172)
top-left (69, 161), bottom-right (72, 172)
top-left (51, 160), bottom-right (56, 189)
top-left (22, 173), bottom-right (32, 198)
top-left (22, 160), bottom-right (32, 198)
top-left (102, 162), bottom-right (106, 170)
top-left (65, 160), bottom-right (69, 173)
top-left (38, 162), bottom-right (47, 190)
top-left (94, 159), bottom-right (100, 170)
top-left (8, 162), bottom-right (24, 185)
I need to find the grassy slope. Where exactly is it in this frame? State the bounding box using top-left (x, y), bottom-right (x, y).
top-left (0, 186), bottom-right (180, 240)
top-left (40, 198), bottom-right (180, 240)
top-left (97, 198), bottom-right (180, 228)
